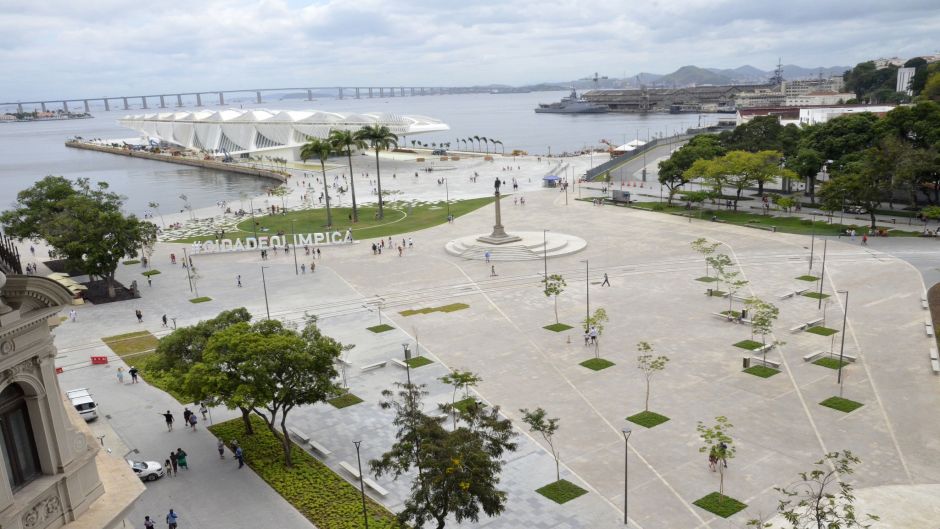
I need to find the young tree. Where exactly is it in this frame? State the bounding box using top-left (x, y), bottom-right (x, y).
top-left (269, 185), bottom-right (290, 211)
top-left (658, 135), bottom-right (725, 204)
top-left (747, 298), bottom-right (780, 365)
top-left (636, 342), bottom-right (669, 412)
top-left (686, 151), bottom-right (793, 211)
top-left (690, 238), bottom-right (721, 278)
top-left (542, 274), bottom-right (566, 324)
top-left (439, 370), bottom-right (482, 428)
top-left (147, 201), bottom-right (165, 227)
top-left (818, 155), bottom-right (891, 231)
top-left (697, 416), bottom-right (736, 502)
top-left (582, 308), bottom-right (609, 358)
top-left (372, 383), bottom-right (517, 529)
top-left (520, 407), bottom-right (562, 482)
top-left (707, 253), bottom-right (733, 292)
top-left (768, 450), bottom-right (879, 529)
top-left (723, 269), bottom-right (749, 315)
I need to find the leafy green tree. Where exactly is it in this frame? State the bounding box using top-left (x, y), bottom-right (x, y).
top-left (800, 113), bottom-right (881, 169)
top-left (582, 308), bottom-right (609, 358)
top-left (541, 274), bottom-right (566, 324)
top-left (636, 342), bottom-right (669, 412)
top-left (299, 138), bottom-right (334, 227)
top-left (372, 382), bottom-right (517, 529)
top-left (0, 176), bottom-right (157, 298)
top-left (775, 196), bottom-right (796, 214)
top-left (687, 151), bottom-right (792, 210)
top-left (697, 416), bottom-right (736, 501)
top-left (722, 116), bottom-right (800, 158)
top-left (844, 61), bottom-right (899, 102)
top-left (191, 317), bottom-right (341, 466)
top-left (439, 370), bottom-right (482, 427)
top-left (520, 407), bottom-right (562, 482)
top-left (746, 298), bottom-right (779, 364)
top-left (658, 135), bottom-right (725, 204)
top-left (355, 125), bottom-right (399, 219)
top-left (723, 270), bottom-right (749, 314)
top-left (328, 129), bottom-right (367, 222)
top-left (921, 70), bottom-right (940, 102)
top-left (818, 154), bottom-right (891, 230)
top-left (767, 450), bottom-right (879, 529)
top-left (690, 238), bottom-right (721, 278)
top-left (147, 201), bottom-right (165, 227)
top-left (788, 148), bottom-right (825, 204)
top-left (707, 253), bottom-right (732, 292)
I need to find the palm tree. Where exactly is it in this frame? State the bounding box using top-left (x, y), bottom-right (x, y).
top-left (481, 137), bottom-right (489, 153)
top-left (460, 139), bottom-right (467, 151)
top-left (328, 129), bottom-right (366, 222)
top-left (466, 137), bottom-right (474, 151)
top-left (411, 140), bottom-right (416, 148)
top-left (493, 139), bottom-right (504, 154)
top-left (355, 125), bottom-right (398, 220)
top-left (299, 138), bottom-right (334, 227)
top-left (473, 135), bottom-right (481, 152)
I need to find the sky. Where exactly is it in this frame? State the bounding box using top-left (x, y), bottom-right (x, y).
top-left (2, 0), bottom-right (939, 101)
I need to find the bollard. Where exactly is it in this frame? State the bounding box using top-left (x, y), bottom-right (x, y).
top-left (743, 357), bottom-right (751, 369)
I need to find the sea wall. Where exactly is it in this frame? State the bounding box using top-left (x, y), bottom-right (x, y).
top-left (64, 141), bottom-right (287, 183)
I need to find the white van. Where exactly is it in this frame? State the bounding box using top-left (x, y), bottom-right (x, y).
top-left (66, 388), bottom-right (98, 421)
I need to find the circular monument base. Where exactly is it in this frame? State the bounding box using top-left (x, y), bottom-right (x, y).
top-left (445, 231), bottom-right (587, 261)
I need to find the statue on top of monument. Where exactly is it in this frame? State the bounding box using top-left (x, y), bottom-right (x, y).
top-left (494, 177), bottom-right (501, 193)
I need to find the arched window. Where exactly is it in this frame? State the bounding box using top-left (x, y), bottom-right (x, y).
top-left (0, 384), bottom-right (41, 491)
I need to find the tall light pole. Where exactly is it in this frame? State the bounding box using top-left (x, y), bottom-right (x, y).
top-left (817, 239), bottom-right (828, 310)
top-left (402, 342), bottom-right (412, 385)
top-left (261, 266), bottom-right (271, 320)
top-left (622, 427), bottom-right (632, 526)
top-left (290, 219), bottom-right (299, 275)
top-left (581, 259), bottom-right (590, 326)
top-left (182, 247), bottom-right (193, 293)
top-left (444, 177), bottom-right (451, 220)
top-left (353, 440), bottom-right (369, 529)
top-left (543, 230), bottom-right (549, 281)
top-left (248, 197), bottom-right (259, 251)
top-left (836, 290), bottom-right (849, 390)
top-left (808, 213), bottom-right (816, 272)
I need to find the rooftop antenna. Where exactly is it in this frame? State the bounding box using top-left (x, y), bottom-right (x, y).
top-left (770, 58), bottom-right (784, 86)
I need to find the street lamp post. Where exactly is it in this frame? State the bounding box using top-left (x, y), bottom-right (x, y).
top-left (581, 259), bottom-right (590, 325)
top-left (182, 247), bottom-right (193, 293)
top-left (444, 177), bottom-right (451, 220)
top-left (809, 213), bottom-right (816, 272)
top-left (261, 266), bottom-right (271, 320)
top-left (290, 219), bottom-right (299, 275)
top-left (622, 427), bottom-right (632, 526)
top-left (837, 290), bottom-right (849, 391)
top-left (402, 342), bottom-right (412, 385)
top-left (817, 239), bottom-right (828, 310)
top-left (353, 441), bottom-right (370, 529)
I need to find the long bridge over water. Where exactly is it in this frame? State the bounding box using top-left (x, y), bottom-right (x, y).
top-left (2, 86), bottom-right (483, 114)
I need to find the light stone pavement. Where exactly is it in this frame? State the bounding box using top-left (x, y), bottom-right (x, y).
top-left (21, 152), bottom-right (940, 528)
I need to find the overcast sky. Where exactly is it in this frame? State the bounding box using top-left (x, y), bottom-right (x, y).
top-left (3, 0), bottom-right (939, 101)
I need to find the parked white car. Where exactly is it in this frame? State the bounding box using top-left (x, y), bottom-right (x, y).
top-left (127, 460), bottom-right (165, 482)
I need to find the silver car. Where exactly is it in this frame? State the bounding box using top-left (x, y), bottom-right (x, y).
top-left (127, 460), bottom-right (166, 482)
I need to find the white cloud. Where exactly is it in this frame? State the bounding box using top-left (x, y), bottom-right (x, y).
top-left (1, 0), bottom-right (937, 100)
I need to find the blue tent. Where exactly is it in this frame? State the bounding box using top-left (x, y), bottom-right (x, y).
top-left (542, 175), bottom-right (561, 187)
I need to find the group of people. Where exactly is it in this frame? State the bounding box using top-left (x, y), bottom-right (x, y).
top-left (370, 236), bottom-right (414, 257)
top-left (115, 366), bottom-right (140, 384)
top-left (583, 326), bottom-right (599, 345)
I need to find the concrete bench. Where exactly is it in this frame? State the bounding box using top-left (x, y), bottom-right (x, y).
top-left (922, 293), bottom-right (929, 310)
top-left (390, 358), bottom-right (409, 369)
top-left (790, 322), bottom-right (810, 333)
top-left (795, 287), bottom-right (812, 295)
top-left (802, 351), bottom-right (823, 362)
top-left (926, 319), bottom-right (934, 337)
top-left (339, 461), bottom-right (389, 496)
top-left (712, 312), bottom-right (736, 322)
top-left (750, 357), bottom-right (781, 368)
top-left (778, 291), bottom-right (796, 300)
top-left (288, 427), bottom-right (332, 456)
top-left (361, 361), bottom-right (387, 372)
top-left (309, 440), bottom-right (332, 457)
top-left (337, 357), bottom-right (353, 366)
top-left (932, 358), bottom-right (940, 374)
top-left (931, 347), bottom-right (939, 361)
top-left (288, 426), bottom-right (311, 444)
top-left (754, 343), bottom-right (774, 355)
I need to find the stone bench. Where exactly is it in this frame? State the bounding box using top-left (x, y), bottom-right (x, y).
top-left (288, 426), bottom-right (332, 457)
top-left (361, 361), bottom-right (387, 372)
top-left (754, 343), bottom-right (774, 355)
top-left (712, 312), bottom-right (736, 322)
top-left (925, 319), bottom-right (934, 337)
top-left (339, 461), bottom-right (389, 496)
top-left (778, 291), bottom-right (796, 300)
top-left (748, 356), bottom-right (781, 368)
top-left (790, 317), bottom-right (824, 333)
top-left (931, 347), bottom-right (940, 374)
top-left (922, 293), bottom-right (929, 310)
top-left (390, 358), bottom-right (409, 369)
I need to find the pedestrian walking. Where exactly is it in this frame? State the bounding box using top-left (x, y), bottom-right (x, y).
top-left (398, 245), bottom-right (403, 257)
top-left (162, 314), bottom-right (168, 328)
top-left (316, 248), bottom-right (321, 259)
top-left (235, 446), bottom-right (244, 468)
top-left (188, 413), bottom-right (198, 431)
top-left (583, 329), bottom-right (590, 346)
top-left (589, 326), bottom-right (598, 345)
top-left (162, 410), bottom-right (174, 431)
top-left (144, 515), bottom-right (155, 529)
top-left (490, 265), bottom-right (497, 276)
top-left (300, 263), bottom-right (306, 274)
top-left (217, 439), bottom-right (226, 459)
top-left (147, 276), bottom-right (152, 287)
top-left (168, 451), bottom-right (178, 476)
top-left (601, 273), bottom-right (610, 287)
top-left (116, 367), bottom-right (125, 384)
top-left (166, 509), bottom-right (179, 529)
top-left (199, 402), bottom-right (208, 421)
top-left (164, 458), bottom-right (173, 477)
top-left (862, 234), bottom-right (868, 246)
top-left (484, 250), bottom-right (491, 263)
top-left (237, 274), bottom-right (242, 287)
top-left (182, 408), bottom-right (192, 425)
top-left (135, 309), bottom-right (143, 323)
top-left (129, 366), bottom-right (139, 383)
top-left (310, 262), bottom-right (315, 273)
top-left (176, 448), bottom-right (188, 470)
top-left (69, 309), bottom-right (77, 322)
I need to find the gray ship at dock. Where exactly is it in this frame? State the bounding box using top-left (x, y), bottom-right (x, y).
top-left (534, 89), bottom-right (608, 114)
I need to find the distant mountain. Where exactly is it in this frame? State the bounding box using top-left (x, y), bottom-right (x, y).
top-left (707, 65), bottom-right (770, 84)
top-left (654, 66), bottom-right (733, 87)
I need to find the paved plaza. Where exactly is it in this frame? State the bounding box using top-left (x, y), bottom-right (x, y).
top-left (26, 152), bottom-right (940, 528)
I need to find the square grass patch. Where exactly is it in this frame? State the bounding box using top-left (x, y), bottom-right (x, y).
top-left (802, 291), bottom-right (831, 300)
top-left (734, 339), bottom-right (764, 351)
top-left (102, 331), bottom-right (159, 358)
top-left (807, 326), bottom-right (838, 336)
top-left (399, 303), bottom-right (469, 316)
top-left (626, 410), bottom-right (670, 429)
top-left (367, 323), bottom-right (394, 333)
top-left (796, 275), bottom-right (819, 281)
top-left (405, 356), bottom-right (433, 368)
top-left (579, 358), bottom-right (615, 371)
top-left (142, 270), bottom-right (161, 277)
top-left (820, 396), bottom-right (864, 413)
top-left (189, 296), bottom-right (212, 303)
top-left (122, 259), bottom-right (140, 265)
top-left (693, 492), bottom-right (747, 518)
top-left (544, 323), bottom-right (573, 332)
top-left (535, 479), bottom-right (588, 504)
top-left (813, 356), bottom-right (848, 370)
top-left (453, 397), bottom-right (483, 413)
top-left (743, 365), bottom-right (780, 378)
top-left (721, 310), bottom-right (741, 318)
top-left (707, 290), bottom-right (728, 297)
top-left (695, 276), bottom-right (719, 282)
top-left (328, 393), bottom-right (364, 409)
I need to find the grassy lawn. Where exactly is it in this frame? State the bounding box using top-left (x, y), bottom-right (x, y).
top-left (693, 492), bottom-right (748, 518)
top-left (142, 269), bottom-right (161, 277)
top-left (405, 356), bottom-right (433, 368)
top-left (707, 290), bottom-right (727, 297)
top-left (796, 275), bottom-right (819, 281)
top-left (813, 356), bottom-right (848, 370)
top-left (209, 416), bottom-right (400, 529)
top-left (579, 358), bottom-right (615, 371)
top-left (171, 197), bottom-right (494, 243)
top-left (820, 396), bottom-right (864, 413)
top-left (626, 411), bottom-right (671, 429)
top-left (102, 331), bottom-right (159, 359)
top-left (453, 397), bottom-right (483, 413)
top-left (743, 365), bottom-right (780, 378)
top-left (803, 292), bottom-right (830, 300)
top-left (189, 296), bottom-right (212, 303)
top-left (807, 326), bottom-right (839, 336)
top-left (122, 259), bottom-right (140, 265)
top-left (721, 310), bottom-right (741, 318)
top-left (399, 303), bottom-right (469, 316)
top-left (630, 202), bottom-right (919, 237)
top-left (535, 479), bottom-right (588, 504)
top-left (695, 276), bottom-right (718, 282)
top-left (327, 393), bottom-right (364, 409)
top-left (544, 322), bottom-right (574, 332)
top-left (734, 339), bottom-right (764, 351)
top-left (367, 324), bottom-right (395, 333)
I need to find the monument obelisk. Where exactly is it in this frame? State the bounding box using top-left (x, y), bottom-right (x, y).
top-left (477, 177), bottom-right (521, 244)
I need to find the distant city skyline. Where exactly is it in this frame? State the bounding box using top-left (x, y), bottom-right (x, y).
top-left (3, 0), bottom-right (939, 100)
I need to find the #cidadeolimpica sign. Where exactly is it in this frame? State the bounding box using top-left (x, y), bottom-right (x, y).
top-left (189, 230), bottom-right (353, 254)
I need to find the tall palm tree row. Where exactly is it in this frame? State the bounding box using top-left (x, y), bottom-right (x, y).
top-left (299, 138), bottom-right (334, 227)
top-left (328, 129), bottom-right (366, 223)
top-left (472, 135), bottom-right (480, 152)
top-left (480, 136), bottom-right (489, 153)
top-left (354, 125), bottom-right (398, 220)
